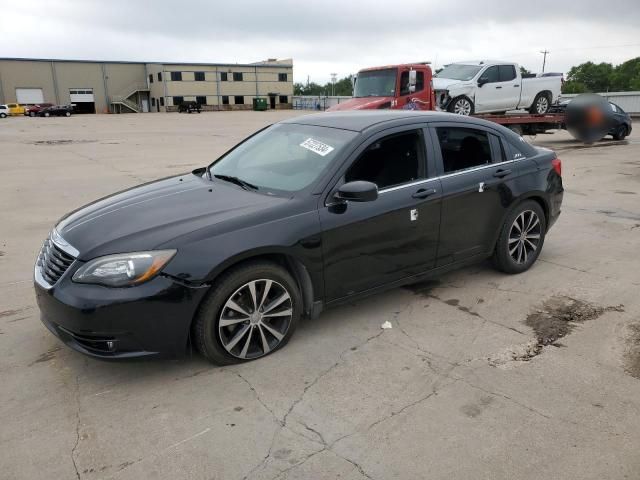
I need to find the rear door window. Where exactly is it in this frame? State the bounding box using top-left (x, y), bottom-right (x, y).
top-left (434, 127), bottom-right (492, 174)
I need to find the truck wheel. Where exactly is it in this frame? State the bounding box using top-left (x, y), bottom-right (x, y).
top-left (530, 93), bottom-right (551, 114)
top-left (193, 261), bottom-right (301, 365)
top-left (492, 200), bottom-right (546, 274)
top-left (448, 96), bottom-right (474, 116)
top-left (44, 112), bottom-right (50, 117)
top-left (612, 125), bottom-right (628, 141)
top-left (0, 113), bottom-right (6, 118)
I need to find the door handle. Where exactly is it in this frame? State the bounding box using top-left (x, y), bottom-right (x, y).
top-left (493, 168), bottom-right (512, 178)
top-left (412, 188), bottom-right (437, 199)
top-left (495, 86), bottom-right (502, 89)
top-left (514, 84), bottom-right (520, 87)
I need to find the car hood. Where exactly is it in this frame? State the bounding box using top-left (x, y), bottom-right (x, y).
top-left (326, 96), bottom-right (394, 111)
top-left (56, 170), bottom-right (287, 260)
top-left (432, 77), bottom-right (465, 91)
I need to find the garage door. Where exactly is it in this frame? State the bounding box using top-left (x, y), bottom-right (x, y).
top-left (69, 88), bottom-right (95, 102)
top-left (69, 88), bottom-right (96, 114)
top-left (16, 88), bottom-right (44, 105)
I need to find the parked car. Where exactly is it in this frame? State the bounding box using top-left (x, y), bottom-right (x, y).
top-left (34, 111), bottom-right (563, 364)
top-left (25, 103), bottom-right (54, 117)
top-left (178, 101), bottom-right (202, 113)
top-left (38, 105), bottom-right (73, 117)
top-left (0, 105), bottom-right (9, 118)
top-left (549, 98), bottom-right (632, 140)
top-left (6, 103), bottom-right (26, 115)
top-left (433, 61), bottom-right (562, 115)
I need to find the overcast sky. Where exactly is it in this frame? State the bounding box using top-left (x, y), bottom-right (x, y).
top-left (3, 0), bottom-right (640, 84)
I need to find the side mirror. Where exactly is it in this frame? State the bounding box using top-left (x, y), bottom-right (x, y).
top-left (408, 69), bottom-right (417, 87)
top-left (335, 181), bottom-right (378, 203)
top-left (408, 85), bottom-right (416, 93)
top-left (478, 77), bottom-right (488, 87)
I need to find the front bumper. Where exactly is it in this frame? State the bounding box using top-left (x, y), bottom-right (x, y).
top-left (34, 274), bottom-right (208, 359)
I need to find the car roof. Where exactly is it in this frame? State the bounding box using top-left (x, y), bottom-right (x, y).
top-left (281, 110), bottom-right (502, 132)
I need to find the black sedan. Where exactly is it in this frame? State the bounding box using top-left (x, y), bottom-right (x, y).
top-left (38, 105), bottom-right (73, 117)
top-left (34, 111), bottom-right (563, 364)
top-left (550, 99), bottom-right (632, 140)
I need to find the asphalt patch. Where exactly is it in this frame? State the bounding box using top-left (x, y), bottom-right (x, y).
top-left (526, 296), bottom-right (623, 348)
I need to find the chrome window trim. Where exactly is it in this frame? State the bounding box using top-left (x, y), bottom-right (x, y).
top-left (377, 157), bottom-right (524, 194)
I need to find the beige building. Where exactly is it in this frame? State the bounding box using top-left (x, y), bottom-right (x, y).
top-left (0, 58), bottom-right (293, 113)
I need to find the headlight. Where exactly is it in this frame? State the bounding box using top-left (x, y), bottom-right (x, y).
top-left (72, 250), bottom-right (176, 287)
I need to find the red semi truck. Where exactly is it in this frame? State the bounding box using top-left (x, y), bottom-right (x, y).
top-left (327, 62), bottom-right (566, 136)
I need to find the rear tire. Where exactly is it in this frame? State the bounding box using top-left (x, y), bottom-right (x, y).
top-left (0, 113), bottom-right (6, 118)
top-left (492, 200), bottom-right (546, 274)
top-left (612, 125), bottom-right (628, 141)
top-left (65, 111), bottom-right (71, 117)
top-left (529, 92), bottom-right (551, 114)
top-left (193, 261), bottom-right (301, 365)
top-left (447, 96), bottom-right (474, 116)
top-left (44, 112), bottom-right (50, 117)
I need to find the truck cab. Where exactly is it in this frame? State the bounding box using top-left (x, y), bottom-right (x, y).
top-left (327, 63), bottom-right (436, 112)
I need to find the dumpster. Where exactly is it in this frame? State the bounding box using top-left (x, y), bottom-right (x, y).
top-left (253, 97), bottom-right (268, 111)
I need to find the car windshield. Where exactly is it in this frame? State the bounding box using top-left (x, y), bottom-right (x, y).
top-left (209, 123), bottom-right (356, 194)
top-left (354, 69), bottom-right (397, 97)
top-left (436, 64), bottom-right (482, 81)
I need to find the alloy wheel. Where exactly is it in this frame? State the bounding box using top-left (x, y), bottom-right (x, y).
top-left (536, 96), bottom-right (549, 113)
top-left (454, 99), bottom-right (471, 116)
top-left (508, 210), bottom-right (541, 265)
top-left (218, 279), bottom-right (293, 359)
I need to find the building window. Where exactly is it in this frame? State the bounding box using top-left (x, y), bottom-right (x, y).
top-left (279, 95), bottom-right (288, 104)
top-left (233, 72), bottom-right (243, 81)
top-left (151, 97), bottom-right (156, 106)
top-left (173, 96), bottom-right (184, 105)
top-left (160, 97), bottom-right (164, 106)
top-left (220, 72), bottom-right (228, 81)
top-left (170, 72), bottom-right (182, 81)
top-left (158, 72), bottom-right (162, 81)
top-left (196, 96), bottom-right (207, 105)
top-left (149, 74), bottom-right (153, 84)
top-left (194, 71), bottom-right (205, 82)
top-left (278, 73), bottom-right (287, 82)
top-left (234, 95), bottom-right (244, 105)
top-left (221, 96), bottom-right (229, 105)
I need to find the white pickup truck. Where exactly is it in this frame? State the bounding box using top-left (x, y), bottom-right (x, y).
top-left (433, 61), bottom-right (562, 116)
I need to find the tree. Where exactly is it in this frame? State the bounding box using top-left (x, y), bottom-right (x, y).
top-left (519, 66), bottom-right (532, 77)
top-left (294, 75), bottom-right (354, 96)
top-left (610, 57), bottom-right (640, 91)
top-left (564, 61), bottom-right (614, 92)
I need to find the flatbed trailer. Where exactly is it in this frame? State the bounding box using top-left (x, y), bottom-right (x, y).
top-left (472, 112), bottom-right (566, 135)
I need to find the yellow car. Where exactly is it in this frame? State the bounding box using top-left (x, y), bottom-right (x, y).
top-left (6, 103), bottom-right (26, 115)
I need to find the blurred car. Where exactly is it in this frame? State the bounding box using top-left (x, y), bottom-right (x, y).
top-left (550, 98), bottom-right (632, 140)
top-left (25, 103), bottom-right (54, 117)
top-left (0, 105), bottom-right (9, 118)
top-left (6, 103), bottom-right (26, 115)
top-left (38, 105), bottom-right (73, 117)
top-left (178, 101), bottom-right (201, 113)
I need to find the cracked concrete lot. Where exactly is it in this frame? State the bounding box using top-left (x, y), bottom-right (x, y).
top-left (1, 112), bottom-right (639, 480)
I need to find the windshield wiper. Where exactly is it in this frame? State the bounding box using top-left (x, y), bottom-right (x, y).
top-left (213, 174), bottom-right (259, 191)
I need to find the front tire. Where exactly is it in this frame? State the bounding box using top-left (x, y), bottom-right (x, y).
top-left (193, 261), bottom-right (301, 365)
top-left (492, 200), bottom-right (546, 274)
top-left (612, 125), bottom-right (628, 141)
top-left (530, 92), bottom-right (551, 114)
top-left (448, 96), bottom-right (474, 116)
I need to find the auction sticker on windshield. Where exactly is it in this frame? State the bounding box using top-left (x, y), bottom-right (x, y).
top-left (300, 138), bottom-right (335, 156)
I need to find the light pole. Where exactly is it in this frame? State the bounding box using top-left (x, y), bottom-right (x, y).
top-left (330, 73), bottom-right (337, 96)
top-left (540, 50), bottom-right (550, 73)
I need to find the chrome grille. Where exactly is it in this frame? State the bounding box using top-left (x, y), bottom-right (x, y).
top-left (36, 233), bottom-right (76, 286)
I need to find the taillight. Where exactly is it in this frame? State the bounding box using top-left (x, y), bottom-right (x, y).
top-left (551, 158), bottom-right (562, 176)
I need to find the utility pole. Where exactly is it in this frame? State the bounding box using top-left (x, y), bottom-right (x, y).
top-left (540, 50), bottom-right (550, 73)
